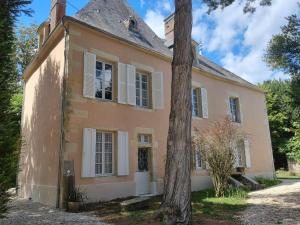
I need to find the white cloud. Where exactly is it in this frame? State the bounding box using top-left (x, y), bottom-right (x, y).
top-left (196, 0), bottom-right (299, 83)
top-left (162, 0), bottom-right (172, 12)
top-left (145, 10), bottom-right (165, 38)
top-left (144, 0), bottom-right (298, 83)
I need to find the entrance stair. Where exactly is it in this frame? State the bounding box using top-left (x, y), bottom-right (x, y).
top-left (229, 173), bottom-right (262, 190)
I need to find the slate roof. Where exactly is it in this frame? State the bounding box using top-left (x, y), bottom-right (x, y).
top-left (73, 0), bottom-right (258, 89)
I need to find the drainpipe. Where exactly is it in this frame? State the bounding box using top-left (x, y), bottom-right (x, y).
top-left (56, 17), bottom-right (69, 208)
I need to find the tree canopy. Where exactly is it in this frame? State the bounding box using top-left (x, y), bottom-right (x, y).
top-left (0, 0), bottom-right (32, 218)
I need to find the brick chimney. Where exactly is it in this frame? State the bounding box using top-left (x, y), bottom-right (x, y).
top-left (50, 0), bottom-right (66, 32)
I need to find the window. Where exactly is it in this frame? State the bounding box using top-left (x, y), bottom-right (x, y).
top-left (229, 97), bottom-right (241, 123)
top-left (95, 61), bottom-right (113, 100)
top-left (136, 72), bottom-right (150, 108)
top-left (95, 132), bottom-right (113, 175)
top-left (192, 87), bottom-right (202, 117)
top-left (195, 150), bottom-right (202, 170)
top-left (235, 139), bottom-right (246, 167)
top-left (138, 134), bottom-right (152, 145)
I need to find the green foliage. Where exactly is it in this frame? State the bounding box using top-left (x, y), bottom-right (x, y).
top-left (203, 0), bottom-right (272, 13)
top-left (67, 187), bottom-right (86, 203)
top-left (276, 170), bottom-right (300, 179)
top-left (254, 176), bottom-right (281, 188)
top-left (263, 12), bottom-right (300, 165)
top-left (264, 14), bottom-right (300, 79)
top-left (0, 0), bottom-right (32, 218)
top-left (259, 80), bottom-right (300, 167)
top-left (286, 122), bottom-right (300, 163)
top-left (16, 23), bottom-right (38, 76)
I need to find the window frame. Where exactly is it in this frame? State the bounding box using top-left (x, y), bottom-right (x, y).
top-left (95, 60), bottom-right (114, 101)
top-left (95, 131), bottom-right (114, 176)
top-left (136, 71), bottom-right (151, 108)
top-left (229, 97), bottom-right (241, 123)
top-left (195, 149), bottom-right (203, 170)
top-left (192, 87), bottom-right (203, 118)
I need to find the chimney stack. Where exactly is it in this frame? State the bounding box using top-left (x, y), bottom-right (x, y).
top-left (164, 14), bottom-right (175, 49)
top-left (50, 0), bottom-right (66, 32)
top-left (164, 13), bottom-right (200, 59)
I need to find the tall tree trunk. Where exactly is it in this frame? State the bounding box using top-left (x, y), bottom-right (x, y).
top-left (160, 0), bottom-right (193, 224)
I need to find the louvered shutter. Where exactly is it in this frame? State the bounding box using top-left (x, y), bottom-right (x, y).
top-left (127, 65), bottom-right (136, 106)
top-left (232, 141), bottom-right (239, 168)
top-left (82, 128), bottom-right (96, 178)
top-left (83, 52), bottom-right (96, 98)
top-left (244, 139), bottom-right (251, 168)
top-left (118, 63), bottom-right (127, 104)
top-left (152, 72), bottom-right (164, 109)
top-left (201, 88), bottom-right (208, 118)
top-left (117, 131), bottom-right (129, 176)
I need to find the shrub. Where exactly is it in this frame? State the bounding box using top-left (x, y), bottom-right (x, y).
top-left (193, 117), bottom-right (245, 197)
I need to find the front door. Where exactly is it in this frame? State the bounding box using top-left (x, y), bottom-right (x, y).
top-left (135, 148), bottom-right (150, 195)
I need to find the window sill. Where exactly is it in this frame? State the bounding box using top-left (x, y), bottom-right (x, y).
top-left (95, 174), bottom-right (114, 177)
top-left (134, 106), bottom-right (154, 112)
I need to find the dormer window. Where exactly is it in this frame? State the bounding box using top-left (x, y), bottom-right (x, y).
top-left (124, 16), bottom-right (138, 32)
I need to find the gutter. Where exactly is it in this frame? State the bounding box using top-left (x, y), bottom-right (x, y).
top-left (56, 17), bottom-right (69, 208)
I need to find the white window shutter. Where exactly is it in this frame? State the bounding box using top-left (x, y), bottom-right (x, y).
top-left (117, 131), bottom-right (129, 176)
top-left (232, 141), bottom-right (239, 168)
top-left (201, 88), bottom-right (208, 118)
top-left (82, 128), bottom-right (96, 178)
top-left (83, 52), bottom-right (96, 98)
top-left (152, 72), bottom-right (164, 109)
top-left (118, 63), bottom-right (127, 104)
top-left (127, 65), bottom-right (136, 106)
top-left (244, 139), bottom-right (251, 168)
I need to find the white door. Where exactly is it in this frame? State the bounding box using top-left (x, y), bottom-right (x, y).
top-left (135, 148), bottom-right (150, 195)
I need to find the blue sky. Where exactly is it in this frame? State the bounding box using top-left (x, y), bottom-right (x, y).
top-left (19, 0), bottom-right (299, 84)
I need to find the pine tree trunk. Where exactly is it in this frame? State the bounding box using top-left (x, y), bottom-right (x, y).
top-left (160, 0), bottom-right (193, 224)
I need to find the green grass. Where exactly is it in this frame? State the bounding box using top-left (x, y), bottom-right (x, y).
top-left (276, 170), bottom-right (300, 179)
top-left (191, 187), bottom-right (249, 220)
top-left (120, 187), bottom-right (249, 221)
top-left (254, 176), bottom-right (282, 188)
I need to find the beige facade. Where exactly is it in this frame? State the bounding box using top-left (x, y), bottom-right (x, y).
top-left (19, 1), bottom-right (275, 207)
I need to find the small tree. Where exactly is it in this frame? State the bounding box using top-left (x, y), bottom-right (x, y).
top-left (193, 117), bottom-right (244, 197)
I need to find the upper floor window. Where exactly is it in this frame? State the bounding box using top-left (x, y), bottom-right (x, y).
top-left (229, 97), bottom-right (241, 123)
top-left (95, 61), bottom-right (113, 100)
top-left (136, 72), bottom-right (150, 108)
top-left (192, 87), bottom-right (203, 117)
top-left (95, 131), bottom-right (113, 176)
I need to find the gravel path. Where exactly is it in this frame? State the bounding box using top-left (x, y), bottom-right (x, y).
top-left (240, 179), bottom-right (300, 225)
top-left (0, 200), bottom-right (110, 225)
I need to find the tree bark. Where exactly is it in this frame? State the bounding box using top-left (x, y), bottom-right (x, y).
top-left (160, 0), bottom-right (193, 224)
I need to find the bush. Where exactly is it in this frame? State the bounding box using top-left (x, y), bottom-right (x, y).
top-left (193, 117), bottom-right (245, 197)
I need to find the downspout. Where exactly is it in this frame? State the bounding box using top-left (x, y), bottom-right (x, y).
top-left (56, 17), bottom-right (69, 208)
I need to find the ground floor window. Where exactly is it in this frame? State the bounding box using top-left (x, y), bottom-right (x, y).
top-left (95, 132), bottom-right (113, 175)
top-left (195, 150), bottom-right (202, 170)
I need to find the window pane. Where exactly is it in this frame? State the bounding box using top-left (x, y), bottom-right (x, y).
top-left (104, 65), bottom-right (112, 100)
top-left (95, 132), bottom-right (113, 175)
top-left (136, 73), bottom-right (149, 108)
top-left (136, 74), bottom-right (141, 106)
top-left (95, 133), bottom-right (103, 175)
top-left (192, 88), bottom-right (199, 117)
top-left (196, 151), bottom-right (202, 168)
top-left (96, 61), bottom-right (102, 70)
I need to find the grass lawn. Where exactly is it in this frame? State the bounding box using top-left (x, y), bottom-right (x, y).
top-left (276, 170), bottom-right (300, 179)
top-left (92, 187), bottom-right (248, 225)
top-left (254, 176), bottom-right (282, 188)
